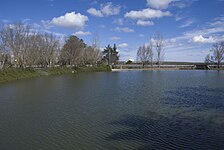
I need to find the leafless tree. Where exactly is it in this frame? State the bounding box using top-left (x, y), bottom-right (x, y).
top-left (137, 46), bottom-right (145, 68)
top-left (148, 38), bottom-right (154, 67)
top-left (204, 54), bottom-right (211, 65)
top-left (0, 23), bottom-right (104, 69)
top-left (41, 33), bottom-right (60, 67)
top-left (212, 41), bottom-right (224, 68)
top-left (79, 34), bottom-right (102, 66)
top-left (81, 46), bottom-right (94, 65)
top-left (91, 34), bottom-right (102, 65)
top-left (154, 32), bottom-right (164, 68)
top-left (0, 23), bottom-right (32, 68)
top-left (137, 44), bottom-right (152, 68)
top-left (0, 39), bottom-right (10, 68)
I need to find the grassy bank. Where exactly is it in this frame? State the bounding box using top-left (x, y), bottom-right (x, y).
top-left (76, 65), bottom-right (111, 73)
top-left (43, 65), bottom-right (111, 75)
top-left (0, 68), bottom-right (41, 83)
top-left (0, 66), bottom-right (111, 84)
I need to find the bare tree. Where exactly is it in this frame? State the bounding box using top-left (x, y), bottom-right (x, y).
top-left (91, 34), bottom-right (102, 66)
top-left (0, 23), bottom-right (104, 69)
top-left (137, 43), bottom-right (153, 68)
top-left (0, 40), bottom-right (10, 69)
top-left (148, 38), bottom-right (154, 67)
top-left (211, 41), bottom-right (224, 68)
top-left (0, 23), bottom-right (32, 68)
top-left (42, 33), bottom-right (60, 67)
top-left (154, 32), bottom-right (164, 68)
top-left (204, 54), bottom-right (211, 65)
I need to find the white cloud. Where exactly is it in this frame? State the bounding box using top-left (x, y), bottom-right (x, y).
top-left (147, 0), bottom-right (173, 9)
top-left (125, 8), bottom-right (172, 20)
top-left (73, 31), bottom-right (91, 36)
top-left (137, 20), bottom-right (154, 26)
top-left (51, 12), bottom-right (88, 29)
top-left (110, 36), bottom-right (121, 40)
top-left (101, 2), bottom-right (120, 16)
top-left (115, 27), bottom-right (134, 33)
top-left (209, 16), bottom-right (224, 26)
top-left (179, 19), bottom-right (195, 28)
top-left (118, 43), bottom-right (128, 48)
top-left (87, 8), bottom-right (103, 17)
top-left (175, 14), bottom-right (184, 21)
top-left (172, 0), bottom-right (198, 9)
top-left (146, 16), bottom-right (224, 62)
top-left (192, 35), bottom-right (216, 43)
top-left (87, 2), bottom-right (120, 17)
top-left (185, 28), bottom-right (224, 40)
top-left (168, 17), bottom-right (224, 43)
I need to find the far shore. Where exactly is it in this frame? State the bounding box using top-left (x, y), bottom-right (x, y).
top-left (111, 64), bottom-right (224, 71)
top-left (112, 68), bottom-right (224, 71)
top-left (1, 66), bottom-right (223, 84)
top-left (112, 68), bottom-right (180, 71)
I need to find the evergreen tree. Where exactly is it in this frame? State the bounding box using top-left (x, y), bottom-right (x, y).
top-left (103, 44), bottom-right (119, 65)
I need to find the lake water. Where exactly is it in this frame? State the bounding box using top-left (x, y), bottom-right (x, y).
top-left (0, 70), bottom-right (224, 150)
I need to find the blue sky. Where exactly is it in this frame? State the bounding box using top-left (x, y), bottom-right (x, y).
top-left (0, 0), bottom-right (224, 62)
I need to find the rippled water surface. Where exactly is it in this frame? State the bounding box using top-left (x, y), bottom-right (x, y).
top-left (0, 70), bottom-right (224, 150)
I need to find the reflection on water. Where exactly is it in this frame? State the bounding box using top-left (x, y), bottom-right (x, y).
top-left (0, 70), bottom-right (223, 149)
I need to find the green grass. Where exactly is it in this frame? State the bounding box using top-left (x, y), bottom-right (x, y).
top-left (0, 68), bottom-right (40, 83)
top-left (75, 65), bottom-right (111, 73)
top-left (43, 65), bottom-right (111, 75)
top-left (43, 67), bottom-right (74, 75)
top-left (0, 66), bottom-right (111, 84)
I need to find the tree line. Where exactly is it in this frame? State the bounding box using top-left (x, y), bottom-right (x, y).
top-left (0, 23), bottom-right (119, 69)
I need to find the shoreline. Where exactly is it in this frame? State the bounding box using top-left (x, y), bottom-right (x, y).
top-left (0, 66), bottom-right (111, 84)
top-left (1, 66), bottom-right (223, 84)
top-left (112, 68), bottom-right (224, 71)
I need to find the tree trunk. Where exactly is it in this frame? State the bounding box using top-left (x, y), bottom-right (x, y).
top-left (218, 60), bottom-right (220, 69)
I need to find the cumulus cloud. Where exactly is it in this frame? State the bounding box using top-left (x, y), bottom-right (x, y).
top-left (125, 8), bottom-right (172, 20)
top-left (87, 8), bottom-right (103, 17)
top-left (137, 20), bottom-right (154, 26)
top-left (118, 43), bottom-right (128, 48)
top-left (51, 12), bottom-right (88, 29)
top-left (115, 27), bottom-right (135, 33)
top-left (192, 35), bottom-right (216, 43)
top-left (147, 0), bottom-right (173, 9)
top-left (110, 36), bottom-right (121, 40)
top-left (87, 2), bottom-right (120, 17)
top-left (101, 2), bottom-right (120, 16)
top-left (73, 31), bottom-right (91, 36)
